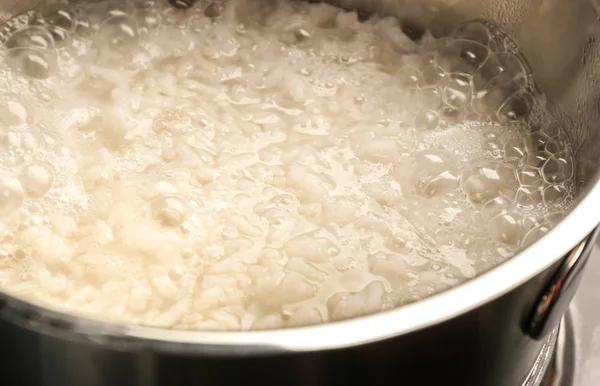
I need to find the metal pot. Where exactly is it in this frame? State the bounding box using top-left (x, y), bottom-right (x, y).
top-left (1, 1), bottom-right (600, 385)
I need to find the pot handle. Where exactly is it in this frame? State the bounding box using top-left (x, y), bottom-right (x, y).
top-left (526, 226), bottom-right (600, 340)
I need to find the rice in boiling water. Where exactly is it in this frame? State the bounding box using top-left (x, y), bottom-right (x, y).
top-left (0, 0), bottom-right (576, 330)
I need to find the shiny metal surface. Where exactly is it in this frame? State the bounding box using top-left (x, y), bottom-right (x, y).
top-left (0, 0), bottom-right (598, 386)
top-left (527, 228), bottom-right (600, 340)
top-left (570, 238), bottom-right (600, 386)
top-left (535, 238), bottom-right (600, 386)
top-left (522, 327), bottom-right (559, 386)
top-left (546, 315), bottom-right (575, 386)
top-left (527, 317), bottom-right (571, 386)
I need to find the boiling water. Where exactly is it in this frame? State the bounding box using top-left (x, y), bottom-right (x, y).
top-left (0, 0), bottom-right (575, 330)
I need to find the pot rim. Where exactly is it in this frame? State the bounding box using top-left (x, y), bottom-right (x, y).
top-left (1, 177), bottom-right (598, 354)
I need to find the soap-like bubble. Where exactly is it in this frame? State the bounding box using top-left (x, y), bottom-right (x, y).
top-left (475, 52), bottom-right (529, 91)
top-left (415, 110), bottom-right (440, 130)
top-left (398, 66), bottom-right (422, 88)
top-left (436, 39), bottom-right (489, 75)
top-left (497, 90), bottom-right (534, 123)
top-left (503, 138), bottom-right (527, 160)
top-left (8, 49), bottom-right (57, 80)
top-left (0, 96), bottom-right (30, 126)
top-left (94, 16), bottom-right (139, 64)
top-left (442, 73), bottom-right (471, 109)
top-left (400, 150), bottom-right (459, 197)
top-left (481, 196), bottom-right (513, 220)
top-left (0, 172), bottom-right (24, 216)
top-left (522, 223), bottom-right (551, 248)
top-left (488, 212), bottom-right (522, 245)
top-left (543, 184), bottom-right (568, 205)
top-left (420, 53), bottom-right (445, 84)
top-left (45, 9), bottom-right (77, 31)
top-left (21, 162), bottom-right (54, 198)
top-left (517, 166), bottom-right (543, 187)
top-left (542, 155), bottom-right (574, 184)
top-left (5, 26), bottom-right (55, 51)
top-left (515, 186), bottom-right (543, 206)
top-left (461, 163), bottom-right (518, 205)
top-left (451, 20), bottom-right (496, 49)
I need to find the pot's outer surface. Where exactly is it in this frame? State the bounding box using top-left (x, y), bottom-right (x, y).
top-left (0, 262), bottom-right (566, 386)
top-left (1, 1), bottom-right (600, 386)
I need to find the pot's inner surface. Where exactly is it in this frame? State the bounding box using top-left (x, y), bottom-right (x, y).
top-left (0, 0), bottom-right (580, 331)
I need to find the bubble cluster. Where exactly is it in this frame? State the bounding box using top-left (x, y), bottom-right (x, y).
top-left (0, 0), bottom-right (576, 331)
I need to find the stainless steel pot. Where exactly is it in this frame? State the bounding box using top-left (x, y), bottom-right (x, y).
top-left (1, 1), bottom-right (600, 385)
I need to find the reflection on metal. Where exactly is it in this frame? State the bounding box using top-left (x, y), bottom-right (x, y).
top-left (545, 314), bottom-right (575, 386)
top-left (528, 238), bottom-right (600, 386)
top-left (527, 228), bottom-right (599, 340)
top-left (523, 326), bottom-right (559, 386)
top-left (526, 314), bottom-right (576, 386)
